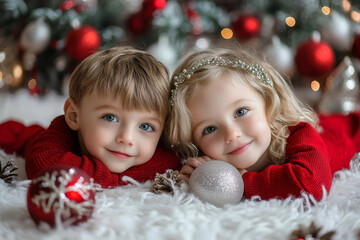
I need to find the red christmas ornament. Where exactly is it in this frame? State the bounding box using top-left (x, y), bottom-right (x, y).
top-left (27, 165), bottom-right (96, 227)
top-left (352, 34), bottom-right (360, 59)
top-left (29, 86), bottom-right (42, 95)
top-left (187, 7), bottom-right (202, 35)
top-left (65, 25), bottom-right (101, 61)
top-left (232, 14), bottom-right (261, 40)
top-left (142, 0), bottom-right (167, 17)
top-left (60, 0), bottom-right (75, 11)
top-left (127, 12), bottom-right (152, 35)
top-left (295, 39), bottom-right (335, 78)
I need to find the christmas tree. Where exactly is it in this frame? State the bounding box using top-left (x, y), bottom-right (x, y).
top-left (0, 0), bottom-right (360, 111)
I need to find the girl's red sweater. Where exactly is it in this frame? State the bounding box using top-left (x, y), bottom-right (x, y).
top-left (243, 112), bottom-right (360, 201)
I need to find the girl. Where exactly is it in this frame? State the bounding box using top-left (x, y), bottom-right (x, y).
top-left (165, 48), bottom-right (360, 201)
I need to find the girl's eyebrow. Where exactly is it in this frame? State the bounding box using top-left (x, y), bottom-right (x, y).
top-left (192, 98), bottom-right (257, 130)
top-left (192, 119), bottom-right (208, 133)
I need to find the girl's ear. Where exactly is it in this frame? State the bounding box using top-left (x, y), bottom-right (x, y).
top-left (64, 97), bottom-right (80, 130)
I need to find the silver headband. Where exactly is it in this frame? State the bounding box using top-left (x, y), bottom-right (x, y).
top-left (170, 56), bottom-right (273, 106)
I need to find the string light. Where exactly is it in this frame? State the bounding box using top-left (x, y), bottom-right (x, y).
top-left (321, 6), bottom-right (331, 15)
top-left (12, 63), bottom-right (23, 87)
top-left (342, 0), bottom-right (351, 12)
top-left (285, 17), bottom-right (296, 27)
top-left (195, 38), bottom-right (210, 49)
top-left (221, 28), bottom-right (233, 39)
top-left (13, 64), bottom-right (23, 79)
top-left (351, 11), bottom-right (360, 22)
top-left (28, 78), bottom-right (37, 89)
top-left (0, 51), bottom-right (5, 63)
top-left (311, 80), bottom-right (320, 91)
top-left (0, 71), bottom-right (3, 88)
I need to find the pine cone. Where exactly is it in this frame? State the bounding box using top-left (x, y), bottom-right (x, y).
top-left (289, 222), bottom-right (335, 240)
top-left (152, 169), bottom-right (183, 194)
top-left (0, 160), bottom-right (18, 184)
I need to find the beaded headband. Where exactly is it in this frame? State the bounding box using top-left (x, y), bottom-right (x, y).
top-left (170, 56), bottom-right (273, 106)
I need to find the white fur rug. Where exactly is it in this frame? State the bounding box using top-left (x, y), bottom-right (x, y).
top-left (1, 90), bottom-right (360, 240)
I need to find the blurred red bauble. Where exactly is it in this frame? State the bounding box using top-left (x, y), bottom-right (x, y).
top-left (187, 7), bottom-right (202, 35)
top-left (127, 12), bottom-right (152, 35)
top-left (232, 14), bottom-right (261, 40)
top-left (60, 0), bottom-right (75, 11)
top-left (295, 40), bottom-right (335, 78)
top-left (27, 165), bottom-right (96, 227)
top-left (142, 0), bottom-right (167, 17)
top-left (352, 34), bottom-right (360, 59)
top-left (65, 25), bottom-right (101, 61)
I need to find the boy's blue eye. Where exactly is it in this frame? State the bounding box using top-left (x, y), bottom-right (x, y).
top-left (103, 114), bottom-right (118, 122)
top-left (235, 108), bottom-right (248, 118)
top-left (139, 123), bottom-right (154, 132)
top-left (203, 126), bottom-right (217, 135)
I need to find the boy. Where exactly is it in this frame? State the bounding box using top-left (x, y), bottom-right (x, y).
top-left (0, 46), bottom-right (182, 187)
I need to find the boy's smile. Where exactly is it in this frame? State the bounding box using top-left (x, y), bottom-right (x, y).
top-left (74, 93), bottom-right (164, 173)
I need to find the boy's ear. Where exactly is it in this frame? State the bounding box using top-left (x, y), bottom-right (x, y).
top-left (64, 97), bottom-right (80, 130)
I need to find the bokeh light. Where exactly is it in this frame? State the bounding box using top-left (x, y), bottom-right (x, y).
top-left (221, 28), bottom-right (233, 39)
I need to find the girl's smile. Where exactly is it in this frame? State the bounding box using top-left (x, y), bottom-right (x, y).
top-left (227, 141), bottom-right (253, 155)
top-left (107, 149), bottom-right (132, 159)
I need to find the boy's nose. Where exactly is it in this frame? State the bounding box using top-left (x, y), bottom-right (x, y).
top-left (224, 125), bottom-right (241, 144)
top-left (116, 128), bottom-right (134, 146)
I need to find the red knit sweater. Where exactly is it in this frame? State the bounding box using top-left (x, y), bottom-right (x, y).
top-left (0, 115), bottom-right (182, 188)
top-left (243, 112), bottom-right (360, 201)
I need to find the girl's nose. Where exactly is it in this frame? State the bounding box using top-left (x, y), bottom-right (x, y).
top-left (115, 127), bottom-right (134, 146)
top-left (224, 124), bottom-right (241, 144)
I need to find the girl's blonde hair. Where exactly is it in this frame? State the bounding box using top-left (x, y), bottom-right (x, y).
top-left (69, 46), bottom-right (170, 117)
top-left (165, 47), bottom-right (318, 164)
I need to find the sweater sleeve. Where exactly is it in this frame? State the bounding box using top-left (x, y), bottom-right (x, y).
top-left (24, 116), bottom-right (121, 188)
top-left (0, 120), bottom-right (44, 155)
top-left (242, 123), bottom-right (332, 201)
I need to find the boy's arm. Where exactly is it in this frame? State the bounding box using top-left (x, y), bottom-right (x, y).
top-left (242, 123), bottom-right (336, 201)
top-left (24, 116), bottom-right (120, 188)
top-left (0, 120), bottom-right (43, 155)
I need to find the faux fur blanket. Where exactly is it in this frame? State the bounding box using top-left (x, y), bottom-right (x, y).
top-left (1, 90), bottom-right (360, 240)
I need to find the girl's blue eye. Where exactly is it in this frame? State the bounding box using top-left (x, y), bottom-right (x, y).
top-left (203, 126), bottom-right (217, 135)
top-left (139, 123), bottom-right (154, 132)
top-left (103, 114), bottom-right (118, 122)
top-left (235, 108), bottom-right (248, 118)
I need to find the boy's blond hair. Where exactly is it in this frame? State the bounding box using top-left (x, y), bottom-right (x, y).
top-left (165, 47), bottom-right (318, 164)
top-left (69, 46), bottom-right (170, 117)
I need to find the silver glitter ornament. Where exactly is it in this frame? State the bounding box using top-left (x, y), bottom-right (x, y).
top-left (20, 19), bottom-right (51, 53)
top-left (189, 160), bottom-right (244, 207)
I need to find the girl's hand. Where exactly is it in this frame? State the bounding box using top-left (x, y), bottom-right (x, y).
top-left (239, 169), bottom-right (247, 176)
top-left (179, 156), bottom-right (213, 183)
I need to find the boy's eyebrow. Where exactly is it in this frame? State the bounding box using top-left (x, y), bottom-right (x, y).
top-left (94, 105), bottom-right (164, 125)
top-left (94, 104), bottom-right (118, 110)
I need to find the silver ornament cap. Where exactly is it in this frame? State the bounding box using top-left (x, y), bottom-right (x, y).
top-left (189, 160), bottom-right (244, 207)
